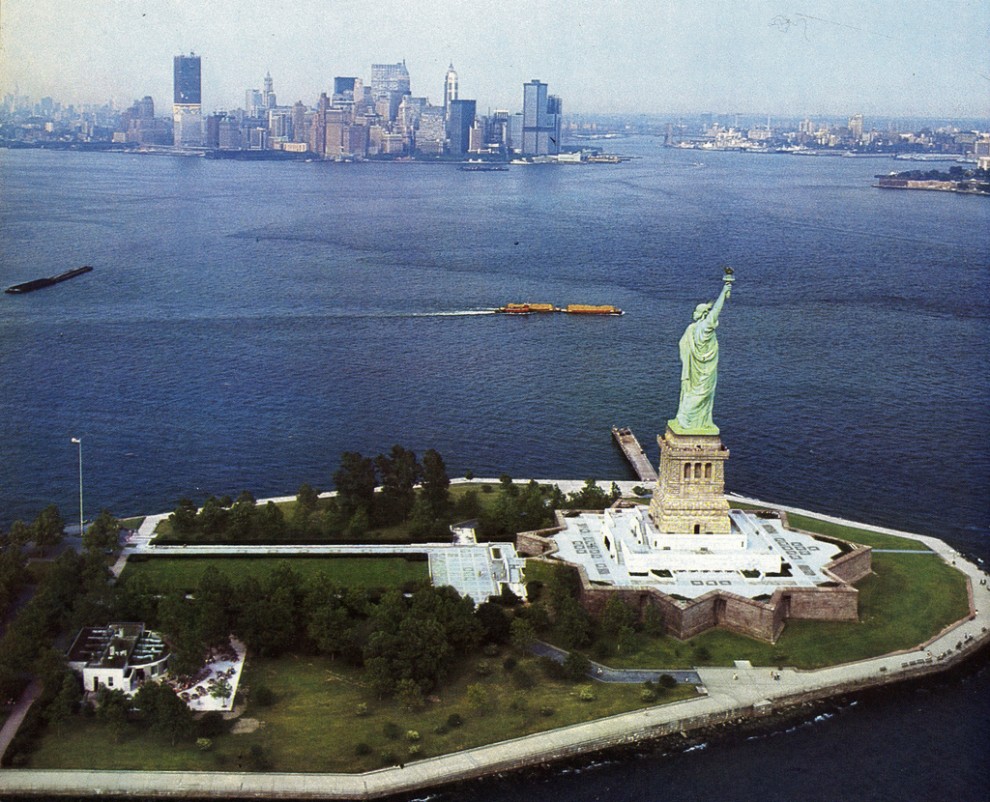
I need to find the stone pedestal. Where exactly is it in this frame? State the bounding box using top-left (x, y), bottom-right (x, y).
top-left (649, 424), bottom-right (731, 534)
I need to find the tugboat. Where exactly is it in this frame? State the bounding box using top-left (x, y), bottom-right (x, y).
top-left (5, 265), bottom-right (93, 294)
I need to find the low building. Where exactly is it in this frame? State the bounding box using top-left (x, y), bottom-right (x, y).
top-left (67, 622), bottom-right (170, 694)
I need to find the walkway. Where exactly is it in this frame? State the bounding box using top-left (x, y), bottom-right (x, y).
top-left (530, 640), bottom-right (702, 685)
top-left (611, 427), bottom-right (659, 482)
top-left (0, 679), bottom-right (42, 764)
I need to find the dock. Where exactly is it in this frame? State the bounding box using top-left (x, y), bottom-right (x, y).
top-left (611, 426), bottom-right (658, 482)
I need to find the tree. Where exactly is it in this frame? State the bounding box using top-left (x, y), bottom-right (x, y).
top-left (96, 686), bottom-right (131, 743)
top-left (169, 498), bottom-right (199, 537)
top-left (374, 445), bottom-right (420, 526)
top-left (293, 483), bottom-right (320, 533)
top-left (196, 496), bottom-right (229, 536)
top-left (601, 596), bottom-right (636, 635)
top-left (48, 673), bottom-right (81, 737)
top-left (509, 617), bottom-right (536, 652)
top-left (562, 480), bottom-right (615, 511)
top-left (476, 601), bottom-right (511, 645)
top-left (420, 449), bottom-right (450, 520)
top-left (32, 504), bottom-right (65, 554)
top-left (83, 509), bottom-right (121, 554)
top-left (333, 452), bottom-right (377, 518)
top-left (134, 682), bottom-right (193, 746)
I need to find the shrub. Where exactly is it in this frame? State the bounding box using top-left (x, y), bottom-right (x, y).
top-left (446, 713), bottom-right (464, 728)
top-left (538, 656), bottom-right (565, 680)
top-left (474, 660), bottom-right (494, 677)
top-left (433, 723), bottom-right (449, 735)
top-left (658, 674), bottom-right (677, 689)
top-left (380, 751), bottom-right (398, 766)
top-left (196, 711), bottom-right (227, 738)
top-left (502, 656), bottom-right (518, 672)
top-left (578, 686), bottom-right (596, 702)
top-left (354, 742), bottom-right (372, 756)
top-left (408, 744), bottom-right (422, 757)
top-left (383, 721), bottom-right (402, 740)
top-left (512, 667), bottom-right (535, 690)
top-left (196, 737), bottom-right (213, 752)
top-left (562, 652), bottom-right (591, 682)
top-left (354, 702), bottom-right (369, 717)
top-left (483, 643), bottom-right (500, 657)
top-left (253, 685), bottom-right (276, 707)
top-left (406, 730), bottom-right (421, 742)
top-left (540, 706), bottom-right (555, 717)
top-left (640, 688), bottom-right (658, 703)
top-left (509, 696), bottom-right (528, 713)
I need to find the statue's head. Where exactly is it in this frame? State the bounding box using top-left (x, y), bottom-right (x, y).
top-left (693, 302), bottom-right (713, 321)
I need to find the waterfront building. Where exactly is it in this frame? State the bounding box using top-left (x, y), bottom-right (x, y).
top-left (447, 98), bottom-right (476, 157)
top-left (291, 101), bottom-right (308, 143)
top-left (172, 52), bottom-right (203, 147)
top-left (416, 105), bottom-right (446, 155)
top-left (521, 79), bottom-right (562, 156)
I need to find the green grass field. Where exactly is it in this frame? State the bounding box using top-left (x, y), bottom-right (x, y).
top-left (119, 556), bottom-right (429, 592)
top-left (27, 652), bottom-right (695, 773)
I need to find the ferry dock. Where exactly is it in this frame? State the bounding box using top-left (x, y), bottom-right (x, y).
top-left (612, 426), bottom-right (658, 482)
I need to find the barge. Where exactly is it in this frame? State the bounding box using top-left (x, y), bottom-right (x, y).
top-left (5, 265), bottom-right (93, 294)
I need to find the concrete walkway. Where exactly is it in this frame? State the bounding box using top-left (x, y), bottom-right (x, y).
top-left (0, 679), bottom-right (42, 764)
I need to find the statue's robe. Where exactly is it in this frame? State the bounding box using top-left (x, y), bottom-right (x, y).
top-left (674, 314), bottom-right (719, 434)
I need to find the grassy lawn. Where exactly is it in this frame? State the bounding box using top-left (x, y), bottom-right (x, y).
top-left (119, 516), bottom-right (145, 530)
top-left (597, 551), bottom-right (970, 670)
top-left (27, 652), bottom-right (696, 773)
top-left (119, 557), bottom-right (429, 592)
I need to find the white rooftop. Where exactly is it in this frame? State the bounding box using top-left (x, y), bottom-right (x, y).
top-left (550, 507), bottom-right (843, 600)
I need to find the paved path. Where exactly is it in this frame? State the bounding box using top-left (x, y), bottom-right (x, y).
top-left (0, 679), bottom-right (42, 764)
top-left (530, 640), bottom-right (702, 685)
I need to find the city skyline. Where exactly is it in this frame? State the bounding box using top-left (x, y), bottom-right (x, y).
top-left (1, 1), bottom-right (988, 119)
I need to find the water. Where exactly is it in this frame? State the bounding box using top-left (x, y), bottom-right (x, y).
top-left (1, 140), bottom-right (988, 798)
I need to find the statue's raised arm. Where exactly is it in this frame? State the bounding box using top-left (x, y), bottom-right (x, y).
top-left (670, 270), bottom-right (734, 435)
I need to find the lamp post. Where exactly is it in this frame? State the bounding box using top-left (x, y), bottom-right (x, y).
top-left (70, 437), bottom-right (83, 539)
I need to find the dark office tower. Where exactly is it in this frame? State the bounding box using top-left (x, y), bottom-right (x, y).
top-left (173, 52), bottom-right (203, 146)
top-left (447, 99), bottom-right (476, 157)
top-left (521, 79), bottom-right (561, 156)
top-left (173, 54), bottom-right (201, 105)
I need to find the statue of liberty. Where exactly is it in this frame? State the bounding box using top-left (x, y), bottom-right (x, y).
top-left (669, 269), bottom-right (734, 435)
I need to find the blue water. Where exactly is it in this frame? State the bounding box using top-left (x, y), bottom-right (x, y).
top-left (1, 141), bottom-right (988, 799)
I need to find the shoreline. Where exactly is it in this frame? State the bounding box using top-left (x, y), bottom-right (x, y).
top-left (1, 483), bottom-right (988, 799)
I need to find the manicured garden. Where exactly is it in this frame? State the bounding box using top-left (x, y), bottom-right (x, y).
top-left (120, 556), bottom-right (428, 593)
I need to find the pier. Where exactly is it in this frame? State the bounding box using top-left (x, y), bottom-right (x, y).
top-left (612, 426), bottom-right (658, 482)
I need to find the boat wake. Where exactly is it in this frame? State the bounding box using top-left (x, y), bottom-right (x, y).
top-left (408, 310), bottom-right (498, 317)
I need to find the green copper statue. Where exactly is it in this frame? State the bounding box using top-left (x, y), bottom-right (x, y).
top-left (669, 269), bottom-right (735, 435)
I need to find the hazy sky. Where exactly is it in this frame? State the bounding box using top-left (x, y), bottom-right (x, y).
top-left (1, 0), bottom-right (988, 119)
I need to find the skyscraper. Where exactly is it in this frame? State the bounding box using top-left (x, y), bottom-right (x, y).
top-left (371, 61), bottom-right (411, 121)
top-left (444, 63), bottom-right (458, 122)
top-left (173, 53), bottom-right (203, 146)
top-left (521, 79), bottom-right (562, 156)
top-left (447, 99), bottom-right (476, 157)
